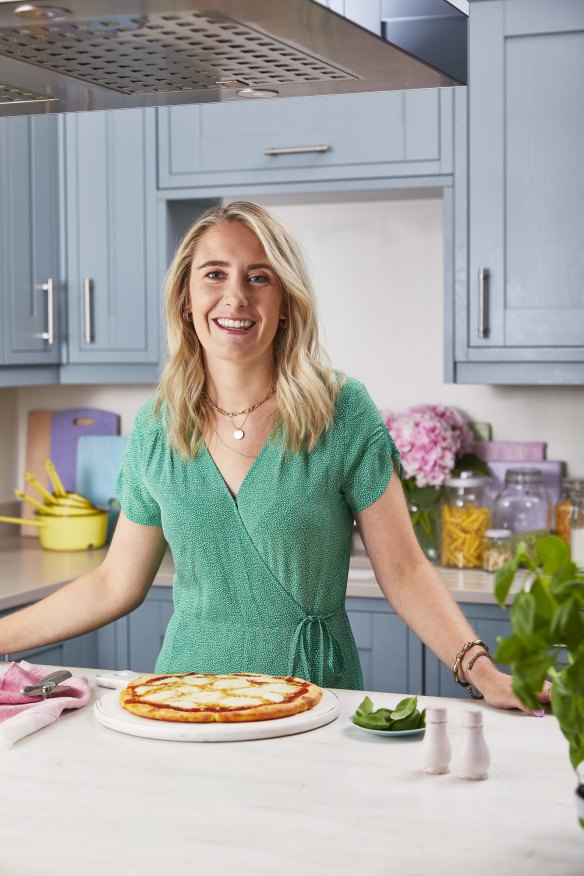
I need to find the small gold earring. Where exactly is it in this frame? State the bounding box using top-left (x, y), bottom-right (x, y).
top-left (182, 310), bottom-right (192, 322)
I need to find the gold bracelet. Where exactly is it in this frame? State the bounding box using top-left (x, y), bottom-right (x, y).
top-left (466, 649), bottom-right (495, 674)
top-left (452, 639), bottom-right (490, 700)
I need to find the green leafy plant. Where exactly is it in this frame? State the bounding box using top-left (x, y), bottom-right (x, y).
top-left (352, 695), bottom-right (426, 731)
top-left (495, 534), bottom-right (584, 796)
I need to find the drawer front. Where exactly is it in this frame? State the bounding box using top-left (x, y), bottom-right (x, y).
top-left (158, 89), bottom-right (449, 189)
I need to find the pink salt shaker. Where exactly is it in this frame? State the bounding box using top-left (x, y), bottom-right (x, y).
top-left (421, 706), bottom-right (451, 774)
top-left (457, 707), bottom-right (490, 780)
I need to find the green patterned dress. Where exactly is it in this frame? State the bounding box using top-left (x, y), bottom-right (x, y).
top-left (116, 376), bottom-right (402, 689)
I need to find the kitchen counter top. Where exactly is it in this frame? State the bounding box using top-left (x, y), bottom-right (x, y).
top-left (0, 532), bottom-right (516, 613)
top-left (0, 664), bottom-right (581, 876)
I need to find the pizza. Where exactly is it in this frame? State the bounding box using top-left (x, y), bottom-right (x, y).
top-left (119, 672), bottom-right (323, 723)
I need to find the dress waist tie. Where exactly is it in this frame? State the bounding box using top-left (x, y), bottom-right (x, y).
top-left (289, 605), bottom-right (345, 687)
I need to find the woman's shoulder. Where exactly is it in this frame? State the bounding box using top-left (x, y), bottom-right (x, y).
top-left (129, 394), bottom-right (166, 440)
top-left (334, 374), bottom-right (380, 422)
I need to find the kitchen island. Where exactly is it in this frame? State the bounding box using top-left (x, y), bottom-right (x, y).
top-left (0, 664), bottom-right (581, 876)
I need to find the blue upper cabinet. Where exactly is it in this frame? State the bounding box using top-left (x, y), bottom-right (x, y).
top-left (0, 116), bottom-right (61, 368)
top-left (449, 0), bottom-right (584, 384)
top-left (157, 89), bottom-right (453, 193)
top-left (63, 109), bottom-right (160, 367)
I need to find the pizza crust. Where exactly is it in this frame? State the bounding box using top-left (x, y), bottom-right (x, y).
top-left (119, 672), bottom-right (324, 723)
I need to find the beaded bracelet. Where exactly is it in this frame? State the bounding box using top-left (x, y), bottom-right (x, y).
top-left (452, 639), bottom-right (493, 700)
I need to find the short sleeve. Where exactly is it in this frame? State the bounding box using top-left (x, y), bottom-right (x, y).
top-left (115, 399), bottom-right (163, 527)
top-left (339, 379), bottom-right (403, 515)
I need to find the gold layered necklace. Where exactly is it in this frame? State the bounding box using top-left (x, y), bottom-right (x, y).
top-left (204, 383), bottom-right (277, 440)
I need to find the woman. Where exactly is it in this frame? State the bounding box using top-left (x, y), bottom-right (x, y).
top-left (0, 202), bottom-right (548, 712)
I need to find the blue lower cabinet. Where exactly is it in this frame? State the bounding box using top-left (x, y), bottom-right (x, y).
top-left (346, 596), bottom-right (423, 695)
top-left (423, 602), bottom-right (511, 699)
top-left (127, 588), bottom-right (174, 673)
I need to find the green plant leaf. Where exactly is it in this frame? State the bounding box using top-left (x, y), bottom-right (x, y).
top-left (452, 453), bottom-right (490, 477)
top-left (495, 633), bottom-right (523, 665)
top-left (529, 577), bottom-right (557, 623)
top-left (511, 675), bottom-right (540, 712)
top-left (564, 653), bottom-right (584, 698)
top-left (550, 598), bottom-right (584, 652)
top-left (510, 592), bottom-right (536, 639)
top-left (536, 534), bottom-right (570, 574)
top-left (356, 696), bottom-right (373, 717)
top-left (495, 560), bottom-right (517, 607)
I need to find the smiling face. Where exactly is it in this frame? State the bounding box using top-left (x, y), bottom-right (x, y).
top-left (188, 221), bottom-right (285, 369)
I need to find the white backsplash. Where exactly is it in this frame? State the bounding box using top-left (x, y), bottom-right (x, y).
top-left (1, 190), bottom-right (583, 501)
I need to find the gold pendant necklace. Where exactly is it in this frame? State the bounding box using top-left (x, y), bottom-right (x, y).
top-left (204, 383), bottom-right (276, 441)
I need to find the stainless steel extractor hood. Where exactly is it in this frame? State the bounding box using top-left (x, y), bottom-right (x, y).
top-left (0, 0), bottom-right (468, 117)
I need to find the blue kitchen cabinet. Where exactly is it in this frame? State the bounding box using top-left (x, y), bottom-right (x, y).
top-left (346, 596), bottom-right (423, 694)
top-left (157, 88), bottom-right (453, 194)
top-left (62, 109), bottom-right (160, 375)
top-left (447, 0), bottom-right (584, 384)
top-left (424, 601), bottom-right (511, 698)
top-left (0, 116), bottom-right (61, 372)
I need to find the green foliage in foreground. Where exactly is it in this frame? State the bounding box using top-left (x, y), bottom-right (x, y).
top-left (353, 694), bottom-right (426, 731)
top-left (495, 535), bottom-right (584, 777)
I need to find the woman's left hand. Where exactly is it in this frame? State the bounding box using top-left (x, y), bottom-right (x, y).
top-left (474, 666), bottom-right (551, 716)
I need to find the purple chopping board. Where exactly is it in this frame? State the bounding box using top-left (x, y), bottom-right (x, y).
top-left (50, 408), bottom-right (120, 492)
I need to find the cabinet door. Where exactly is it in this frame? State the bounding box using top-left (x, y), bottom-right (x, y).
top-left (346, 597), bottom-right (423, 694)
top-left (157, 89), bottom-right (452, 192)
top-left (423, 602), bottom-right (511, 699)
top-left (127, 587), bottom-right (173, 673)
top-left (467, 0), bottom-right (584, 360)
top-left (0, 116), bottom-right (61, 365)
top-left (64, 109), bottom-right (159, 365)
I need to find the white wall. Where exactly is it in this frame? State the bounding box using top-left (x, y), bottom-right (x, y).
top-left (1, 190), bottom-right (583, 503)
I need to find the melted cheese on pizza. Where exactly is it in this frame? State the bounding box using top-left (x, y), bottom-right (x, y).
top-left (125, 673), bottom-right (307, 712)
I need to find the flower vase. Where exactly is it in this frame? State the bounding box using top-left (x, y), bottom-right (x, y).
top-left (406, 485), bottom-right (441, 562)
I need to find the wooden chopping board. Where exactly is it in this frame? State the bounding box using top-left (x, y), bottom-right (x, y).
top-left (21, 410), bottom-right (56, 537)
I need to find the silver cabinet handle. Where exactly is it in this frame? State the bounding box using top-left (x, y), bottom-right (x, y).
top-left (40, 277), bottom-right (55, 345)
top-left (478, 267), bottom-right (489, 339)
top-left (264, 145), bottom-right (331, 156)
top-left (83, 278), bottom-right (94, 344)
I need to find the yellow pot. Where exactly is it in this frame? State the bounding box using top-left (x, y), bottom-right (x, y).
top-left (0, 512), bottom-right (108, 551)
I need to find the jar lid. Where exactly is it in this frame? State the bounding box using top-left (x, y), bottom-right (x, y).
top-left (426, 706), bottom-right (448, 723)
top-left (444, 474), bottom-right (488, 488)
top-left (485, 529), bottom-right (512, 539)
top-left (504, 468), bottom-right (544, 485)
top-left (463, 707), bottom-right (484, 728)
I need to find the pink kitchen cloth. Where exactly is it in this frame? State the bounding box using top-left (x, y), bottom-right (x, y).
top-left (0, 661), bottom-right (90, 749)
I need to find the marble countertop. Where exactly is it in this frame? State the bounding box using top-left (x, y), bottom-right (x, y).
top-left (0, 664), bottom-right (581, 876)
top-left (0, 532), bottom-right (513, 614)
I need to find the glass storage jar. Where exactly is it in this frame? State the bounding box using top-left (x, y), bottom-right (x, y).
top-left (493, 469), bottom-right (551, 557)
top-left (441, 472), bottom-right (491, 569)
top-left (568, 486), bottom-right (584, 567)
top-left (482, 529), bottom-right (513, 572)
top-left (555, 478), bottom-right (584, 545)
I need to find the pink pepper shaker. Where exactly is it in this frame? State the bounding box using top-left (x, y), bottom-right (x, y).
top-left (421, 706), bottom-right (452, 774)
top-left (457, 707), bottom-right (490, 780)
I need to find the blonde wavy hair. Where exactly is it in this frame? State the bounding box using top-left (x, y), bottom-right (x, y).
top-left (157, 201), bottom-right (343, 458)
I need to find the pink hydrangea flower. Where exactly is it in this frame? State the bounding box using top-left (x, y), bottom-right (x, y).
top-left (381, 404), bottom-right (473, 488)
top-left (408, 404), bottom-right (474, 455)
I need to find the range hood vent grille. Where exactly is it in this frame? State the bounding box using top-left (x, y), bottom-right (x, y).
top-left (0, 11), bottom-right (358, 96)
top-left (0, 79), bottom-right (55, 104)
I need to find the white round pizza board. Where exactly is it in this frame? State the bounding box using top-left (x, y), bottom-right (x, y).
top-left (93, 688), bottom-right (339, 742)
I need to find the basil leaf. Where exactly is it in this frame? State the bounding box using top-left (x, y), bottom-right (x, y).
top-left (390, 695), bottom-right (418, 722)
top-left (355, 696), bottom-right (373, 717)
top-left (352, 713), bottom-right (392, 730)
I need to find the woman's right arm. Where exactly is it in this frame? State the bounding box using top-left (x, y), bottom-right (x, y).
top-left (0, 512), bottom-right (168, 655)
